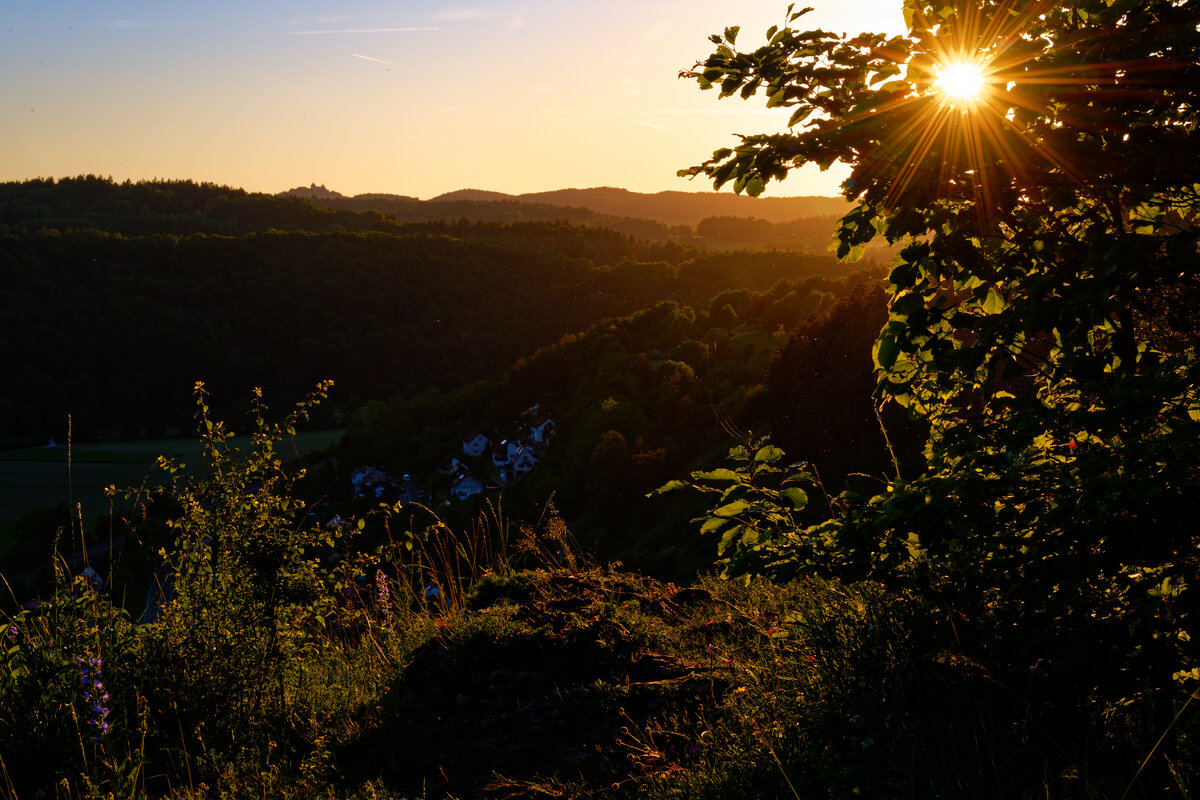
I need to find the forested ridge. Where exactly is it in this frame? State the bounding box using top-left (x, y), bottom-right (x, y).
top-left (282, 183), bottom-right (851, 228)
top-left (0, 177), bottom-right (859, 445)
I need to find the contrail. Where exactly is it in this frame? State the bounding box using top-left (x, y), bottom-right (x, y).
top-left (353, 53), bottom-right (401, 67)
top-left (631, 120), bottom-right (672, 132)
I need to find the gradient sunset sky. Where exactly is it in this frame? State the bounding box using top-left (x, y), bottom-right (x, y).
top-left (0, 1), bottom-right (904, 199)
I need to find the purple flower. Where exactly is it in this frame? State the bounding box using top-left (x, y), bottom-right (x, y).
top-left (5, 625), bottom-right (16, 642)
top-left (77, 654), bottom-right (111, 740)
top-left (376, 571), bottom-right (393, 626)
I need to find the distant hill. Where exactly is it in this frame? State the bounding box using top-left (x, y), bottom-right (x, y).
top-left (293, 185), bottom-right (851, 229)
top-left (429, 189), bottom-right (515, 203)
top-left (510, 187), bottom-right (850, 226)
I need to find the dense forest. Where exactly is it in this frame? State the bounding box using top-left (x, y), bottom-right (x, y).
top-left (0, 177), bottom-right (862, 445)
top-left (336, 274), bottom-right (920, 577)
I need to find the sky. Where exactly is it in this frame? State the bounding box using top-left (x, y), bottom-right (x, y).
top-left (0, 1), bottom-right (905, 199)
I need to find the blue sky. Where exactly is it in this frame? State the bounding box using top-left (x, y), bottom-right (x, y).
top-left (0, 1), bottom-right (905, 197)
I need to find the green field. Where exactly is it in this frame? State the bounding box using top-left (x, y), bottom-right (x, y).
top-left (0, 430), bottom-right (345, 521)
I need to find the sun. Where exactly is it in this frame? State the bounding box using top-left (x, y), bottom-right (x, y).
top-left (935, 61), bottom-right (987, 104)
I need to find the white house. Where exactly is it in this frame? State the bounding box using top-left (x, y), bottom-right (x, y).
top-left (462, 431), bottom-right (490, 458)
top-left (511, 445), bottom-right (539, 476)
top-left (350, 466), bottom-right (391, 498)
top-left (451, 470), bottom-right (485, 501)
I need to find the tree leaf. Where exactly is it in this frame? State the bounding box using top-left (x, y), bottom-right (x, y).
top-left (781, 487), bottom-right (808, 510)
top-left (694, 468), bottom-right (741, 482)
top-left (754, 445), bottom-right (785, 463)
top-left (714, 499), bottom-right (751, 517)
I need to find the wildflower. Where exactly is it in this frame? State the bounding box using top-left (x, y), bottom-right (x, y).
top-left (375, 570), bottom-right (389, 605)
top-left (375, 570), bottom-right (393, 627)
top-left (77, 655), bottom-right (111, 740)
top-left (5, 624), bottom-right (16, 642)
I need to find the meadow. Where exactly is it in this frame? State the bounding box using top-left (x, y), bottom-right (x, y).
top-left (0, 430), bottom-right (344, 521)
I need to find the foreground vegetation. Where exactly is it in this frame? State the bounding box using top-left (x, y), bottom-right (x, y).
top-left (0, 389), bottom-right (1193, 799)
top-left (4, 393), bottom-right (919, 800)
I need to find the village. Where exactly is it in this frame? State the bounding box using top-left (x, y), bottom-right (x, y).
top-left (345, 404), bottom-right (555, 508)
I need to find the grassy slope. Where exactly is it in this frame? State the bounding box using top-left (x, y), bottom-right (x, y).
top-left (178, 565), bottom-right (1102, 800)
top-left (305, 568), bottom-right (1167, 800)
top-left (1, 561), bottom-right (1175, 800)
